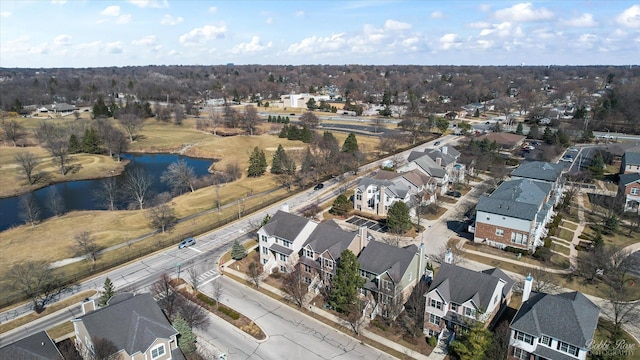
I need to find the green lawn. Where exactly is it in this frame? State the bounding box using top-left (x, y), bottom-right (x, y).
top-left (551, 242), bottom-right (571, 256)
top-left (559, 220), bottom-right (578, 231)
top-left (557, 228), bottom-right (575, 242)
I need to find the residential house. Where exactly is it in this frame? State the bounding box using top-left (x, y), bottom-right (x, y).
top-left (477, 133), bottom-right (527, 151)
top-left (423, 263), bottom-right (514, 338)
top-left (399, 153), bottom-right (449, 195)
top-left (37, 103), bottom-right (77, 115)
top-left (510, 161), bottom-right (565, 206)
top-left (258, 210), bottom-right (318, 274)
top-left (620, 148), bottom-right (640, 174)
top-left (72, 293), bottom-right (180, 360)
top-left (0, 330), bottom-right (63, 360)
top-left (474, 178), bottom-right (555, 251)
top-left (358, 240), bottom-right (426, 319)
top-left (508, 276), bottom-right (599, 360)
top-left (619, 173), bottom-right (640, 214)
top-left (280, 93), bottom-right (332, 108)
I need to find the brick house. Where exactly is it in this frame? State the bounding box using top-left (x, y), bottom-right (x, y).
top-left (510, 161), bottom-right (565, 206)
top-left (619, 173), bottom-right (640, 214)
top-left (423, 263), bottom-right (513, 339)
top-left (72, 293), bottom-right (180, 360)
top-left (508, 276), bottom-right (599, 360)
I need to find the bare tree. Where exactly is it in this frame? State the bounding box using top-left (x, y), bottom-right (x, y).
top-left (523, 267), bottom-right (559, 293)
top-left (18, 193), bottom-right (41, 227)
top-left (118, 113), bottom-right (144, 142)
top-left (602, 246), bottom-right (640, 333)
top-left (282, 264), bottom-right (307, 307)
top-left (345, 299), bottom-right (366, 335)
top-left (0, 118), bottom-right (25, 146)
top-left (247, 261), bottom-right (263, 288)
top-left (44, 136), bottom-right (70, 175)
top-left (94, 177), bottom-right (120, 210)
top-left (383, 234), bottom-right (403, 247)
top-left (208, 107), bottom-right (222, 135)
top-left (382, 283), bottom-right (405, 324)
top-left (123, 167), bottom-right (153, 210)
top-left (46, 186), bottom-right (65, 217)
top-left (177, 298), bottom-right (210, 330)
top-left (146, 203), bottom-right (177, 233)
top-left (187, 266), bottom-right (200, 292)
top-left (241, 105), bottom-right (260, 135)
top-left (161, 159), bottom-right (197, 194)
top-left (151, 273), bottom-right (182, 320)
top-left (432, 238), bottom-right (465, 265)
top-left (299, 111), bottom-right (320, 129)
top-left (15, 151), bottom-right (43, 185)
top-left (8, 261), bottom-right (64, 313)
top-left (173, 105), bottom-right (185, 126)
top-left (101, 125), bottom-right (128, 160)
top-left (74, 231), bottom-right (99, 265)
top-left (401, 280), bottom-right (427, 337)
top-left (211, 279), bottom-right (223, 305)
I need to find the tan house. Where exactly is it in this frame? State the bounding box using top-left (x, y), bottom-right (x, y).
top-left (620, 149), bottom-right (640, 174)
top-left (72, 293), bottom-right (180, 360)
top-left (477, 133), bottom-right (526, 151)
top-left (619, 173), bottom-right (640, 214)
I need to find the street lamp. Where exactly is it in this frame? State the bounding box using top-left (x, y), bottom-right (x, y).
top-left (176, 262), bottom-right (182, 280)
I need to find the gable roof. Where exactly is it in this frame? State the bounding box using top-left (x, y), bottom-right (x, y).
top-left (428, 263), bottom-right (512, 310)
top-left (477, 132), bottom-right (526, 147)
top-left (510, 291), bottom-right (599, 348)
top-left (623, 150), bottom-right (640, 166)
top-left (74, 293), bottom-right (177, 356)
top-left (303, 220), bottom-right (357, 260)
top-left (481, 267), bottom-right (516, 298)
top-left (372, 170), bottom-right (403, 181)
top-left (0, 331), bottom-right (63, 360)
top-left (510, 161), bottom-right (564, 182)
top-left (356, 177), bottom-right (410, 199)
top-left (426, 148), bottom-right (457, 167)
top-left (412, 156), bottom-right (446, 178)
top-left (476, 196), bottom-right (540, 220)
top-left (358, 241), bottom-right (418, 282)
top-left (476, 179), bottom-right (550, 220)
top-left (440, 145), bottom-right (461, 158)
top-left (619, 173), bottom-right (640, 186)
top-left (401, 169), bottom-right (431, 189)
top-left (262, 210), bottom-right (315, 242)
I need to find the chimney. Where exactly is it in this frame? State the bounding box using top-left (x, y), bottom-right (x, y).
top-left (358, 226), bottom-right (369, 253)
top-left (522, 274), bottom-right (533, 302)
top-left (436, 157), bottom-right (442, 167)
top-left (378, 186), bottom-right (386, 216)
top-left (444, 248), bottom-right (453, 264)
top-left (441, 146), bottom-right (448, 155)
top-left (281, 202), bottom-right (289, 213)
top-left (81, 298), bottom-right (96, 315)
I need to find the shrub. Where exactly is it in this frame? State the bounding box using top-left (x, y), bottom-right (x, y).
top-left (218, 305), bottom-right (240, 320)
top-left (532, 247), bottom-right (552, 262)
top-left (197, 292), bottom-right (216, 307)
top-left (506, 158), bottom-right (519, 166)
top-left (504, 246), bottom-right (529, 255)
top-left (428, 336), bottom-right (438, 347)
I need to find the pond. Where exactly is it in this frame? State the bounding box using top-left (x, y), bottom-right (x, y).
top-left (0, 153), bottom-right (215, 232)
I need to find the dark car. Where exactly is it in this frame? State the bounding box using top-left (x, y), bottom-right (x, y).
top-left (447, 191), bottom-right (462, 198)
top-left (178, 237), bottom-right (196, 249)
top-left (313, 183), bottom-right (324, 190)
top-left (434, 141), bottom-right (441, 146)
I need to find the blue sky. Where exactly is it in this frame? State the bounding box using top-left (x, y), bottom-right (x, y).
top-left (1, 1), bottom-right (639, 68)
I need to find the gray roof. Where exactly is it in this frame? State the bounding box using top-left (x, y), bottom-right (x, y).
top-left (262, 210), bottom-right (312, 242)
top-left (619, 173), bottom-right (640, 186)
top-left (510, 291), bottom-right (599, 348)
top-left (481, 267), bottom-right (516, 298)
top-left (476, 196), bottom-right (540, 220)
top-left (533, 345), bottom-right (577, 360)
top-left (623, 150), bottom-right (640, 166)
top-left (45, 103), bottom-right (77, 112)
top-left (75, 293), bottom-right (177, 356)
top-left (270, 243), bottom-right (294, 255)
top-left (303, 220), bottom-right (356, 260)
top-left (440, 145), bottom-right (461, 158)
top-left (413, 156), bottom-right (446, 178)
top-left (426, 148), bottom-right (457, 167)
top-left (358, 241), bottom-right (418, 282)
top-left (477, 178), bottom-right (551, 220)
top-left (429, 263), bottom-right (513, 310)
top-left (357, 177), bottom-right (409, 200)
top-left (0, 331), bottom-right (63, 360)
top-left (510, 161), bottom-right (564, 182)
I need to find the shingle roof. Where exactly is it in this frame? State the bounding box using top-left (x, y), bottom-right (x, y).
top-left (270, 243), bottom-right (294, 255)
top-left (476, 196), bottom-right (540, 220)
top-left (481, 267), bottom-right (515, 298)
top-left (75, 293), bottom-right (177, 356)
top-left (413, 156), bottom-right (446, 178)
top-left (401, 169), bottom-right (431, 188)
top-left (510, 291), bottom-right (599, 348)
top-left (477, 132), bottom-right (526, 147)
top-left (510, 161), bottom-right (564, 182)
top-left (262, 210), bottom-right (314, 242)
top-left (0, 331), bottom-right (63, 360)
top-left (619, 173), bottom-right (640, 186)
top-left (623, 150), bottom-right (640, 166)
top-left (372, 170), bottom-right (402, 181)
top-left (303, 220), bottom-right (356, 260)
top-left (429, 263), bottom-right (512, 310)
top-left (358, 241), bottom-right (417, 282)
top-left (426, 148), bottom-right (457, 167)
top-left (491, 179), bottom-right (551, 205)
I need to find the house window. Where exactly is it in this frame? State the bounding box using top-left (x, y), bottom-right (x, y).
top-left (512, 347), bottom-right (529, 360)
top-left (324, 258), bottom-right (333, 269)
top-left (381, 295), bottom-right (391, 305)
top-left (279, 254), bottom-right (287, 261)
top-left (539, 335), bottom-right (552, 346)
top-left (515, 331), bottom-right (534, 345)
top-left (464, 307), bottom-right (476, 318)
top-left (262, 246), bottom-right (268, 254)
top-left (151, 344), bottom-right (166, 359)
top-left (304, 264), bottom-right (311, 273)
top-left (261, 235), bottom-right (267, 242)
top-left (511, 232), bottom-right (528, 245)
top-left (262, 259), bottom-right (268, 265)
top-left (382, 279), bottom-right (393, 291)
top-left (495, 228), bottom-right (504, 236)
top-left (632, 187), bottom-right (639, 195)
top-left (557, 341), bottom-right (579, 356)
top-left (305, 248), bottom-right (313, 258)
top-left (356, 193), bottom-right (362, 200)
top-left (280, 265), bottom-right (287, 273)
top-left (427, 329), bottom-right (439, 337)
top-left (303, 277), bottom-right (312, 284)
top-left (282, 239), bottom-right (292, 248)
top-left (450, 303), bottom-right (458, 312)
top-left (408, 271), bottom-right (412, 281)
top-left (430, 298), bottom-right (443, 310)
top-left (428, 313), bottom-right (441, 325)
top-left (360, 269), bottom-right (367, 278)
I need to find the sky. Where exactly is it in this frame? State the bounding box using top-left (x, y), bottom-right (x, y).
top-left (1, 0), bottom-right (639, 68)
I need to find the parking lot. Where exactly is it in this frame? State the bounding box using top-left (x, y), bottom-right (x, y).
top-left (345, 216), bottom-right (388, 233)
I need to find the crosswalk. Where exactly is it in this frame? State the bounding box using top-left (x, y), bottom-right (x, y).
top-left (196, 269), bottom-right (221, 287)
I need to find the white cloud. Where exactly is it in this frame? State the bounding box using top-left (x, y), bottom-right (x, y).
top-left (54, 34), bottom-right (72, 46)
top-left (29, 42), bottom-right (50, 54)
top-left (384, 19), bottom-right (411, 31)
top-left (286, 33), bottom-right (347, 56)
top-left (77, 41), bottom-right (102, 50)
top-left (161, 14), bottom-right (183, 25)
top-left (128, 0), bottom-right (168, 8)
top-left (439, 33), bottom-right (461, 50)
top-left (209, 6), bottom-right (217, 13)
top-left (51, 0), bottom-right (67, 4)
top-left (479, 4), bottom-right (492, 12)
top-left (230, 36), bottom-right (273, 54)
top-left (478, 22), bottom-right (522, 38)
top-left (295, 10), bottom-right (304, 17)
top-left (117, 14), bottom-right (132, 24)
top-left (106, 41), bottom-right (124, 54)
top-left (475, 39), bottom-right (493, 49)
top-left (179, 24), bottom-right (227, 46)
top-left (494, 3), bottom-right (554, 22)
top-left (431, 11), bottom-right (445, 19)
top-left (562, 13), bottom-right (597, 27)
top-left (0, 11), bottom-right (11, 18)
top-left (101, 5), bottom-right (120, 17)
top-left (266, 17), bottom-right (273, 24)
top-left (168, 49), bottom-right (179, 56)
top-left (131, 35), bottom-right (157, 46)
top-left (469, 21), bottom-right (490, 29)
top-left (616, 4), bottom-right (640, 28)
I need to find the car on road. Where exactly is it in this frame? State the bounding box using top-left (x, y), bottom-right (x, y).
top-left (313, 183), bottom-right (324, 190)
top-left (178, 237), bottom-right (196, 249)
top-left (434, 141), bottom-right (441, 146)
top-left (447, 191), bottom-right (462, 198)
top-left (561, 155), bottom-right (574, 162)
top-left (531, 141), bottom-right (540, 146)
top-left (485, 121), bottom-right (490, 124)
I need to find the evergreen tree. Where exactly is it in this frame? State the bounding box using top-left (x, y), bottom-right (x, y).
top-left (448, 321), bottom-right (493, 360)
top-left (387, 201), bottom-right (412, 234)
top-left (92, 95), bottom-right (110, 117)
top-left (329, 249), bottom-right (365, 313)
top-left (260, 213), bottom-right (271, 227)
top-left (231, 240), bottom-right (248, 260)
top-left (474, 108), bottom-right (480, 117)
top-left (528, 123), bottom-right (540, 139)
top-left (287, 125), bottom-right (300, 141)
top-left (82, 128), bottom-right (102, 154)
top-left (68, 134), bottom-right (82, 154)
top-left (330, 194), bottom-right (352, 216)
top-left (589, 151), bottom-right (605, 179)
top-left (98, 277), bottom-right (115, 307)
top-left (300, 125), bottom-right (314, 143)
top-left (515, 122), bottom-right (524, 135)
top-left (271, 144), bottom-right (294, 174)
top-left (174, 315), bottom-right (197, 356)
top-left (342, 132), bottom-right (359, 154)
top-left (542, 126), bottom-right (555, 144)
top-left (278, 124), bottom-right (289, 138)
top-left (247, 147), bottom-right (267, 177)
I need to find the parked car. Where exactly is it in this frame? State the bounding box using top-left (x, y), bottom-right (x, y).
top-left (313, 183), bottom-right (324, 190)
top-left (561, 155), bottom-right (574, 162)
top-left (447, 191), bottom-right (462, 198)
top-left (434, 141), bottom-right (441, 146)
top-left (178, 237), bottom-right (196, 249)
top-left (531, 141), bottom-right (540, 146)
